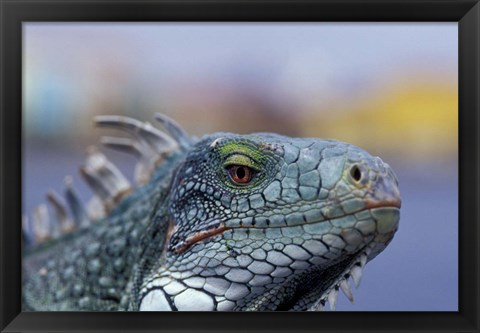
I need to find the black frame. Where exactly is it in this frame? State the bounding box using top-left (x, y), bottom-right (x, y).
top-left (1, 1), bottom-right (478, 332)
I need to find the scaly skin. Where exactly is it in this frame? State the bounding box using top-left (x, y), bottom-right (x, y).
top-left (23, 119), bottom-right (401, 311)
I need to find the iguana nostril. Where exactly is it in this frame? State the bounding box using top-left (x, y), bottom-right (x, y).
top-left (350, 165), bottom-right (362, 182)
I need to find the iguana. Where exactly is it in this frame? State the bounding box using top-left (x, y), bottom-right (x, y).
top-left (22, 113), bottom-right (401, 311)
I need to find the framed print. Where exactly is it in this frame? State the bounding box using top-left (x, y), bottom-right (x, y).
top-left (1, 1), bottom-right (479, 332)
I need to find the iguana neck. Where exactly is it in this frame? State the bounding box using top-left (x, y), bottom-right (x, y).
top-left (23, 151), bottom-right (185, 311)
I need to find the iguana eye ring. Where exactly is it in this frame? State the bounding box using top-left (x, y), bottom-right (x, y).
top-left (227, 165), bottom-right (253, 184)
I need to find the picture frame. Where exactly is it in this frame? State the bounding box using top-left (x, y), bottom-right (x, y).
top-left (1, 0), bottom-right (478, 332)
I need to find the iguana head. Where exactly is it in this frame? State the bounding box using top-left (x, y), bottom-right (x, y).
top-left (136, 128), bottom-right (401, 311)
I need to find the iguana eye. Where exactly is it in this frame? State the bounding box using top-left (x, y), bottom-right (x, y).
top-left (227, 165), bottom-right (253, 184)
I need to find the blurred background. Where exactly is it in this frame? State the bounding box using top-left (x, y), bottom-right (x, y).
top-left (23, 23), bottom-right (458, 311)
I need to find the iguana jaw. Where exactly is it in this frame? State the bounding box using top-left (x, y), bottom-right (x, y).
top-left (137, 205), bottom-right (399, 311)
top-left (308, 207), bottom-right (400, 311)
top-left (275, 206), bottom-right (400, 311)
top-left (160, 205), bottom-right (399, 311)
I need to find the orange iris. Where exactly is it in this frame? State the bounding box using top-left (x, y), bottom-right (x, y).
top-left (228, 165), bottom-right (253, 184)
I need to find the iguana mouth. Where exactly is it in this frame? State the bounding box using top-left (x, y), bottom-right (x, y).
top-left (173, 203), bottom-right (400, 255)
top-left (364, 198), bottom-right (401, 210)
top-left (172, 222), bottom-right (229, 255)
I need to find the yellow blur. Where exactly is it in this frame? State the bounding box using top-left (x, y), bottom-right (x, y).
top-left (302, 81), bottom-right (457, 160)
